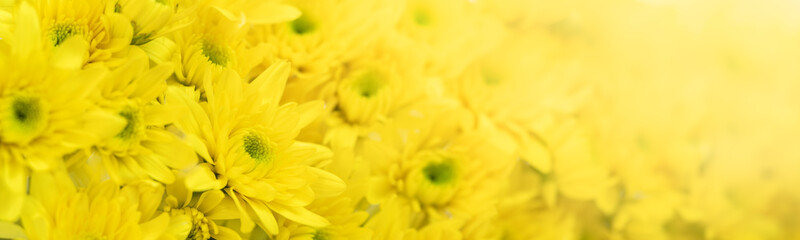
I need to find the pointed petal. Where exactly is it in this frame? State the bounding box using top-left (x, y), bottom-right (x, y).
top-left (184, 164), bottom-right (223, 192)
top-left (266, 202), bottom-right (329, 228)
top-left (309, 168), bottom-right (345, 198)
top-left (242, 198), bottom-right (279, 235)
top-left (140, 213), bottom-right (170, 240)
top-left (212, 226), bottom-right (242, 240)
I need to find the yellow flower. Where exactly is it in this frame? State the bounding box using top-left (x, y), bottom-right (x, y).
top-left (0, 2), bottom-right (124, 222)
top-left (396, 0), bottom-right (501, 78)
top-left (163, 172), bottom-right (242, 240)
top-left (33, 0), bottom-right (133, 66)
top-left (362, 104), bottom-right (514, 224)
top-left (206, 0), bottom-right (299, 26)
top-left (17, 170), bottom-right (175, 240)
top-left (164, 62), bottom-right (346, 235)
top-left (167, 9), bottom-right (266, 89)
top-left (75, 47), bottom-right (198, 184)
top-left (115, 0), bottom-right (192, 45)
top-left (247, 0), bottom-right (401, 102)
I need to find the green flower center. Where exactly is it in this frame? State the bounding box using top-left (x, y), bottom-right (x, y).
top-left (413, 9), bottom-right (432, 26)
top-left (116, 108), bottom-right (141, 140)
top-left (312, 230), bottom-right (330, 240)
top-left (49, 22), bottom-right (85, 46)
top-left (1, 94), bottom-right (48, 143)
top-left (482, 71), bottom-right (502, 86)
top-left (354, 70), bottom-right (384, 98)
top-left (12, 96), bottom-right (42, 126)
top-left (423, 160), bottom-right (455, 185)
top-left (243, 133), bottom-right (273, 164)
top-left (201, 40), bottom-right (230, 67)
top-left (291, 14), bottom-right (316, 35)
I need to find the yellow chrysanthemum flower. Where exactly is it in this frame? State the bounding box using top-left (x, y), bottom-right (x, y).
top-left (0, 2), bottom-right (124, 222)
top-left (247, 0), bottom-right (400, 102)
top-left (395, 0), bottom-right (501, 78)
top-left (362, 104), bottom-right (514, 225)
top-left (32, 0), bottom-right (133, 66)
top-left (115, 0), bottom-right (192, 45)
top-left (163, 172), bottom-right (242, 240)
top-left (73, 47), bottom-right (198, 184)
top-left (164, 62), bottom-right (345, 235)
top-left (313, 37), bottom-right (430, 154)
top-left (16, 170), bottom-right (176, 240)
top-left (165, 7), bottom-right (267, 89)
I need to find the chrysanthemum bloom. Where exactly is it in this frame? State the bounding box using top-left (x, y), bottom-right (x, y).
top-left (246, 0), bottom-right (401, 103)
top-left (13, 170), bottom-right (178, 240)
top-left (74, 48), bottom-right (198, 184)
top-left (314, 37), bottom-right (429, 153)
top-left (362, 105), bottom-right (515, 230)
top-left (164, 62), bottom-right (345, 235)
top-left (0, 2), bottom-right (124, 222)
top-left (169, 13), bottom-right (242, 88)
top-left (115, 0), bottom-right (192, 45)
top-left (163, 173), bottom-right (243, 240)
top-left (395, 0), bottom-right (501, 79)
top-left (32, 0), bottom-right (133, 66)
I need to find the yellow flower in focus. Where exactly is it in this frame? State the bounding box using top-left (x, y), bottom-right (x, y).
top-left (163, 173), bottom-right (242, 240)
top-left (75, 48), bottom-right (198, 184)
top-left (164, 62), bottom-right (345, 235)
top-left (33, 0), bottom-right (133, 66)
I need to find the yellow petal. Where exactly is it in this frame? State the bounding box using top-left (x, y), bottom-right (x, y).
top-left (50, 36), bottom-right (88, 69)
top-left (196, 190), bottom-right (225, 213)
top-left (225, 189), bottom-right (255, 233)
top-left (184, 164), bottom-right (223, 192)
top-left (212, 226), bottom-right (242, 240)
top-left (366, 177), bottom-right (394, 205)
top-left (266, 202), bottom-right (329, 228)
top-left (242, 3), bottom-right (300, 25)
top-left (309, 167), bottom-right (346, 198)
top-left (143, 104), bottom-right (179, 126)
top-left (139, 37), bottom-right (176, 65)
top-left (131, 64), bottom-right (171, 101)
top-left (143, 130), bottom-right (197, 169)
top-left (140, 213), bottom-right (170, 240)
top-left (0, 221), bottom-right (25, 239)
top-left (0, 170), bottom-right (23, 222)
top-left (243, 198), bottom-right (279, 235)
top-left (20, 197), bottom-right (51, 240)
top-left (11, 2), bottom-right (40, 58)
top-left (184, 133), bottom-right (212, 162)
top-left (206, 197), bottom-right (240, 220)
top-left (249, 60), bottom-right (289, 105)
top-left (138, 154), bottom-right (175, 184)
top-left (165, 214), bottom-right (192, 240)
top-left (294, 101), bottom-right (324, 131)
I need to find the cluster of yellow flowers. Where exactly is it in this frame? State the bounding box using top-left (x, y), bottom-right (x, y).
top-left (2, 0), bottom-right (800, 239)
